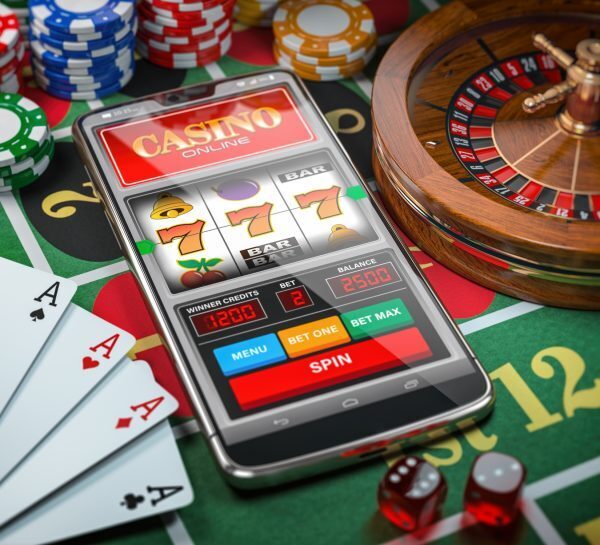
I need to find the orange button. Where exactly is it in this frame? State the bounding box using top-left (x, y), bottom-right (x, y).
top-left (277, 316), bottom-right (350, 358)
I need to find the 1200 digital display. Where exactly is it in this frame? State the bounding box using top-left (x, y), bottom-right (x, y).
top-left (190, 299), bottom-right (266, 335)
top-left (327, 263), bottom-right (401, 298)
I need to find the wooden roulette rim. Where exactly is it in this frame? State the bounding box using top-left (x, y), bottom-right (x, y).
top-left (372, 0), bottom-right (600, 309)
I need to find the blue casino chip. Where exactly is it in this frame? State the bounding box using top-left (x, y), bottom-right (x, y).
top-left (29, 31), bottom-right (135, 59)
top-left (31, 17), bottom-right (136, 52)
top-left (29, 10), bottom-right (134, 42)
top-left (31, 54), bottom-right (133, 81)
top-left (36, 69), bottom-right (133, 100)
top-left (29, 0), bottom-right (135, 35)
top-left (34, 66), bottom-right (134, 91)
top-left (30, 38), bottom-right (133, 69)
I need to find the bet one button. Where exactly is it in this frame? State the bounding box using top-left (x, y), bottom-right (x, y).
top-left (277, 316), bottom-right (350, 358)
top-left (341, 298), bottom-right (413, 340)
top-left (213, 333), bottom-right (287, 377)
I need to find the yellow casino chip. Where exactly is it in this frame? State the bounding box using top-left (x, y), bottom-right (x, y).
top-left (273, 0), bottom-right (375, 58)
top-left (274, 42), bottom-right (375, 76)
top-left (276, 33), bottom-right (376, 67)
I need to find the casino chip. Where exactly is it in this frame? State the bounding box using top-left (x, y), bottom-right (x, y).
top-left (272, 0), bottom-right (377, 81)
top-left (0, 93), bottom-right (53, 192)
top-left (0, 5), bottom-right (24, 93)
top-left (234, 0), bottom-right (282, 28)
top-left (2, 0), bottom-right (28, 42)
top-left (28, 0), bottom-right (136, 100)
top-left (137, 0), bottom-right (234, 68)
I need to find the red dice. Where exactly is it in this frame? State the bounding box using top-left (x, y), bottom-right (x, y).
top-left (378, 456), bottom-right (447, 531)
top-left (464, 452), bottom-right (526, 526)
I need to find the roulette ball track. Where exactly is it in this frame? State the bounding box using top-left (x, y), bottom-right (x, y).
top-left (372, 0), bottom-right (600, 309)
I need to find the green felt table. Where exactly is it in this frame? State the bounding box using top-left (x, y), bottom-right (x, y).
top-left (1, 1), bottom-right (599, 544)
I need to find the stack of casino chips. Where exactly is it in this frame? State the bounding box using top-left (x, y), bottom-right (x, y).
top-left (137, 0), bottom-right (234, 69)
top-left (28, 0), bottom-right (136, 101)
top-left (0, 93), bottom-right (53, 192)
top-left (1, 0), bottom-right (28, 43)
top-left (234, 0), bottom-right (281, 27)
top-left (0, 4), bottom-right (24, 93)
top-left (272, 0), bottom-right (376, 82)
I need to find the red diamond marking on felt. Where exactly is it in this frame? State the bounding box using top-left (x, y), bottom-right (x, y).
top-left (115, 417), bottom-right (132, 429)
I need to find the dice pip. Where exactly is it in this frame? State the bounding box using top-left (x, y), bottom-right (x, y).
top-left (464, 451), bottom-right (526, 526)
top-left (378, 456), bottom-right (447, 531)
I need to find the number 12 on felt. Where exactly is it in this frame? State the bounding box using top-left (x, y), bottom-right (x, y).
top-left (491, 346), bottom-right (600, 433)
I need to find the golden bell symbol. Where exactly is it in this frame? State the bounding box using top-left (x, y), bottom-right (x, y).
top-left (150, 193), bottom-right (193, 220)
top-left (328, 224), bottom-right (365, 249)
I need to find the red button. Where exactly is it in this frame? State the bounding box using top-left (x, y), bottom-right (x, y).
top-left (229, 327), bottom-right (432, 410)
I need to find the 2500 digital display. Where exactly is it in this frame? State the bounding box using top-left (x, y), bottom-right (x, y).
top-left (190, 299), bottom-right (266, 335)
top-left (327, 263), bottom-right (401, 298)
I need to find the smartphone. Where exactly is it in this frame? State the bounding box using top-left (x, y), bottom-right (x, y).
top-left (73, 70), bottom-right (493, 487)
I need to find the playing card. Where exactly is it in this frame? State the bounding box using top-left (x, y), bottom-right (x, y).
top-left (0, 305), bottom-right (136, 483)
top-left (0, 258), bottom-right (76, 416)
top-left (0, 421), bottom-right (193, 545)
top-left (0, 359), bottom-right (178, 527)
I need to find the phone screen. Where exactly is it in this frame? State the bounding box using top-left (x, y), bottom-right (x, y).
top-left (77, 71), bottom-right (483, 448)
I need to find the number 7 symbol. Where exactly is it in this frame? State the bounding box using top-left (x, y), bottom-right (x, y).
top-left (157, 219), bottom-right (206, 255)
top-left (294, 186), bottom-right (342, 219)
top-left (226, 203), bottom-right (274, 237)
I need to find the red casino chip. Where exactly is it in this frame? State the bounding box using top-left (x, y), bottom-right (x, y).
top-left (137, 23), bottom-right (231, 53)
top-left (0, 6), bottom-right (19, 57)
top-left (139, 0), bottom-right (234, 29)
top-left (137, 17), bottom-right (229, 45)
top-left (138, 4), bottom-right (232, 31)
top-left (137, 32), bottom-right (232, 68)
top-left (140, 11), bottom-right (231, 37)
top-left (145, 0), bottom-right (234, 18)
top-left (151, 0), bottom-right (230, 6)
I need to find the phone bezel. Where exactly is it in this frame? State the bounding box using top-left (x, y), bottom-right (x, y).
top-left (73, 69), bottom-right (494, 486)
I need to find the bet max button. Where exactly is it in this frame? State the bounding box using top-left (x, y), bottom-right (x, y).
top-left (213, 333), bottom-right (286, 376)
top-left (341, 298), bottom-right (413, 340)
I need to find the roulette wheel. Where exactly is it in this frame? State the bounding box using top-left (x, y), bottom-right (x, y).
top-left (372, 0), bottom-right (600, 309)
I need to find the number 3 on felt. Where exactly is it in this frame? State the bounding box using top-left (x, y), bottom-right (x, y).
top-left (156, 220), bottom-right (206, 255)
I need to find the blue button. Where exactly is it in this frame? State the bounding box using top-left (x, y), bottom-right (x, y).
top-left (214, 334), bottom-right (287, 377)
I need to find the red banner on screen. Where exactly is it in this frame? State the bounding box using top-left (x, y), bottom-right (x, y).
top-left (98, 87), bottom-right (316, 188)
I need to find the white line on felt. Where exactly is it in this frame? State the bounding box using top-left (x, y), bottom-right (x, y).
top-left (381, 513), bottom-right (474, 545)
top-left (173, 419), bottom-right (201, 440)
top-left (521, 499), bottom-right (567, 545)
top-left (460, 301), bottom-right (543, 336)
top-left (162, 512), bottom-right (195, 545)
top-left (204, 61), bottom-right (226, 80)
top-left (526, 455), bottom-right (600, 500)
top-left (420, 0), bottom-right (441, 11)
top-left (0, 192), bottom-right (51, 272)
top-left (352, 73), bottom-right (373, 99)
top-left (70, 260), bottom-right (129, 286)
top-left (51, 126), bottom-right (72, 141)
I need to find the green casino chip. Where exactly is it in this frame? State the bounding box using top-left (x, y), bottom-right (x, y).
top-left (0, 93), bottom-right (50, 168)
top-left (0, 134), bottom-right (53, 178)
top-left (0, 137), bottom-right (54, 191)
